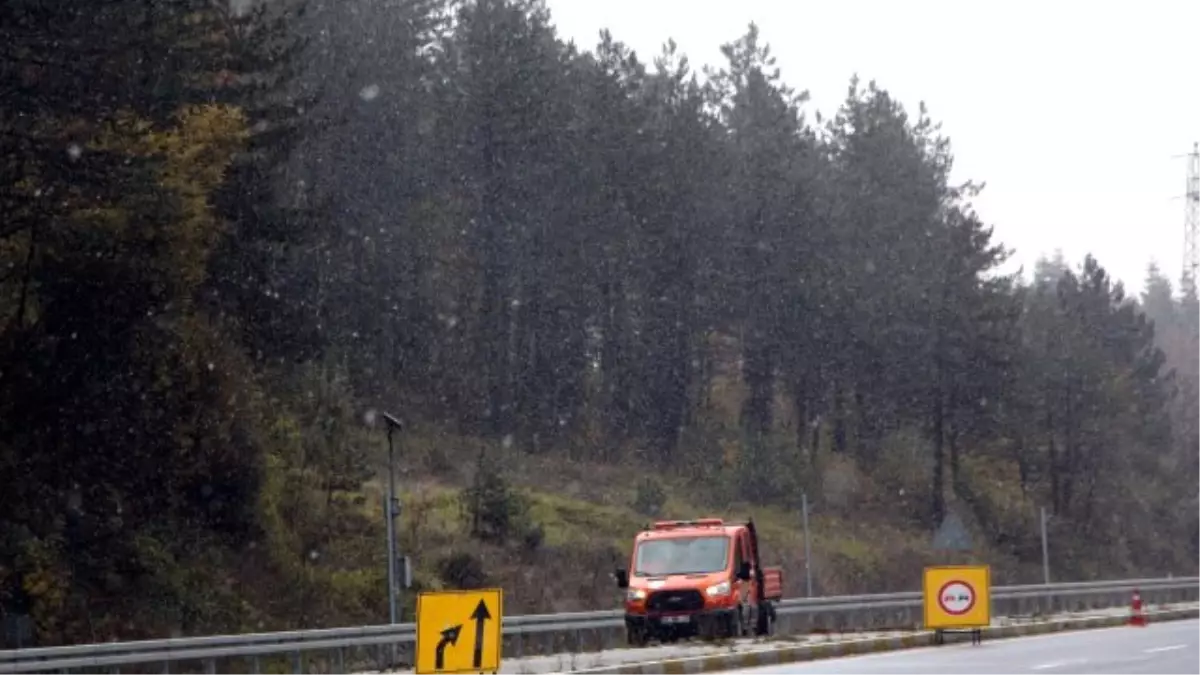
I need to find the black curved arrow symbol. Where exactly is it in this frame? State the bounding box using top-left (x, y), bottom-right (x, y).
top-left (435, 624), bottom-right (461, 671)
top-left (470, 599), bottom-right (492, 669)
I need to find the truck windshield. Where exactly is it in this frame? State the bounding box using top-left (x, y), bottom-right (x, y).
top-left (634, 535), bottom-right (730, 576)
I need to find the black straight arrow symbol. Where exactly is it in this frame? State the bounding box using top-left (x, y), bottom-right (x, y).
top-left (470, 599), bottom-right (492, 669)
top-left (435, 624), bottom-right (461, 671)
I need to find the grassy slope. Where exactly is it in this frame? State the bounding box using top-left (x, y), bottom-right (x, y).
top-left (374, 423), bottom-right (1046, 618)
top-left (258, 361), bottom-right (1127, 632)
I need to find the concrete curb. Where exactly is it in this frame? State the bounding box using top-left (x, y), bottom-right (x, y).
top-left (571, 607), bottom-right (1200, 674)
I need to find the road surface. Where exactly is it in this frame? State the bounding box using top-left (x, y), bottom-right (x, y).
top-left (368, 607), bottom-right (1198, 674)
top-left (716, 619), bottom-right (1200, 674)
top-left (517, 606), bottom-right (1148, 675)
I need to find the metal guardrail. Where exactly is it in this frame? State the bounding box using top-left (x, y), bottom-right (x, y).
top-left (1, 576), bottom-right (1195, 673)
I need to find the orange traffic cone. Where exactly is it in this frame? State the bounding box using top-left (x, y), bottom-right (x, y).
top-left (1128, 589), bottom-right (1147, 627)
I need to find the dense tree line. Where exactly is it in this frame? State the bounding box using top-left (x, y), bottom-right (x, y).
top-left (1, 0), bottom-right (1196, 645)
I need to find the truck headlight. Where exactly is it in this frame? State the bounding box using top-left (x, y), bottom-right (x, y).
top-left (706, 581), bottom-right (731, 597)
top-left (626, 589), bottom-right (646, 601)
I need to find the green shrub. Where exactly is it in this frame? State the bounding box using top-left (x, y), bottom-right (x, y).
top-left (632, 477), bottom-right (666, 517)
top-left (463, 449), bottom-right (533, 545)
top-left (436, 552), bottom-right (489, 589)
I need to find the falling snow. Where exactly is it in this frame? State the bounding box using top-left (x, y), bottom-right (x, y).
top-left (359, 84), bottom-right (380, 101)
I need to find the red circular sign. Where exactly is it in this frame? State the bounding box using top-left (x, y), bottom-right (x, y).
top-left (937, 579), bottom-right (976, 615)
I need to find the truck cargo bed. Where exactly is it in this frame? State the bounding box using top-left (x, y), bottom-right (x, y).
top-left (762, 567), bottom-right (784, 601)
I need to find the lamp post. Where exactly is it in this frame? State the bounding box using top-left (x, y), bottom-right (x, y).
top-left (382, 412), bottom-right (403, 624)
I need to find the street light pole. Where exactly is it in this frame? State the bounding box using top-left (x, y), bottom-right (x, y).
top-left (382, 413), bottom-right (403, 625)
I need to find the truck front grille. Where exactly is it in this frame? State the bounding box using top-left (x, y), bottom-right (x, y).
top-left (646, 589), bottom-right (705, 613)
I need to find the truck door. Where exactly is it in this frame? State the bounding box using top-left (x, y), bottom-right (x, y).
top-left (735, 530), bottom-right (752, 606)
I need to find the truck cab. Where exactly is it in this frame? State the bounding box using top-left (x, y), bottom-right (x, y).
top-left (614, 518), bottom-right (783, 645)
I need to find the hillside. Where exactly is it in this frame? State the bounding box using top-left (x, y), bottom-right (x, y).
top-left (1, 0), bottom-right (1197, 647)
top-left (385, 317), bottom-right (1197, 619)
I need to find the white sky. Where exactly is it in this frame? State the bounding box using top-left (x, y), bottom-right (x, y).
top-left (544, 0), bottom-right (1200, 296)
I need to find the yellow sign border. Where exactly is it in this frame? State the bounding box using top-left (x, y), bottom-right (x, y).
top-left (922, 564), bottom-right (991, 630)
top-left (414, 588), bottom-right (504, 675)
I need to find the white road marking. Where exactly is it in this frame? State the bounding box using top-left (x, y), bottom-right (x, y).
top-left (1032, 659), bottom-right (1088, 670)
top-left (1144, 644), bottom-right (1186, 653)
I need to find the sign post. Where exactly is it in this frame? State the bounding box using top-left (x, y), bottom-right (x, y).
top-left (922, 565), bottom-right (990, 645)
top-left (415, 589), bottom-right (503, 674)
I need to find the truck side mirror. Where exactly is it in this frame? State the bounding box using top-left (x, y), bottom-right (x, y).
top-left (615, 568), bottom-right (629, 589)
top-left (736, 561), bottom-right (752, 581)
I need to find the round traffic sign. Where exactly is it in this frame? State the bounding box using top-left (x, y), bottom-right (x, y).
top-left (937, 579), bottom-right (976, 615)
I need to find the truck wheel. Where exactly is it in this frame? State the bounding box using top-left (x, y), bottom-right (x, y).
top-left (626, 626), bottom-right (648, 647)
top-left (726, 605), bottom-right (744, 639)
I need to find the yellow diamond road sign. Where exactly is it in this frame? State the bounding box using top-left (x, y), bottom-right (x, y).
top-left (922, 565), bottom-right (991, 630)
top-left (415, 589), bottom-right (503, 675)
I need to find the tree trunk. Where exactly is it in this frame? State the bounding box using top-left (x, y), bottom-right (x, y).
top-left (932, 390), bottom-right (946, 526)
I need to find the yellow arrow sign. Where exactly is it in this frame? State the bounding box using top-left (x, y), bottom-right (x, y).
top-left (415, 589), bottom-right (503, 674)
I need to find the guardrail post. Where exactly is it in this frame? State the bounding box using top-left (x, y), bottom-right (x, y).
top-left (204, 658), bottom-right (216, 675)
top-left (292, 650), bottom-right (302, 674)
top-left (251, 655), bottom-right (260, 674)
top-left (336, 646), bottom-right (345, 674)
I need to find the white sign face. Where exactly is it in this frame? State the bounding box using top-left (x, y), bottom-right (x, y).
top-left (938, 580), bottom-right (975, 615)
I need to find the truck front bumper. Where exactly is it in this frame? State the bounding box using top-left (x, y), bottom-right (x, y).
top-left (624, 608), bottom-right (736, 638)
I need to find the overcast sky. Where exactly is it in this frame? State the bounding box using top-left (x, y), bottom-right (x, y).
top-left (543, 0), bottom-right (1199, 296)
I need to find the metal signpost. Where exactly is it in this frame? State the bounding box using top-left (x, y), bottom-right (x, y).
top-left (414, 589), bottom-right (503, 675)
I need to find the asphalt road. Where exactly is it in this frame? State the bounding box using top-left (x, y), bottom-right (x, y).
top-left (472, 607), bottom-right (1138, 674)
top-left (360, 605), bottom-right (1200, 672)
top-left (717, 619), bottom-right (1200, 674)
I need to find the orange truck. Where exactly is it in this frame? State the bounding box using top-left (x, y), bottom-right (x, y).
top-left (614, 518), bottom-right (784, 645)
